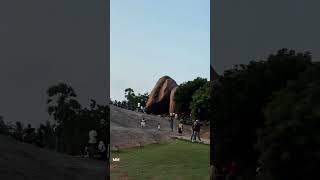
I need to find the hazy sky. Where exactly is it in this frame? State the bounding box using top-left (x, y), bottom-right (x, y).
top-left (111, 0), bottom-right (210, 101)
top-left (0, 0), bottom-right (108, 126)
top-left (212, 0), bottom-right (320, 75)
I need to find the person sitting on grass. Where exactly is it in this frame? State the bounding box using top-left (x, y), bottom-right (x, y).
top-left (178, 121), bottom-right (183, 136)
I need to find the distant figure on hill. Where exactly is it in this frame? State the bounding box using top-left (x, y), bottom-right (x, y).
top-left (158, 122), bottom-right (161, 131)
top-left (169, 115), bottom-right (174, 132)
top-left (141, 117), bottom-right (146, 128)
top-left (178, 121), bottom-right (183, 135)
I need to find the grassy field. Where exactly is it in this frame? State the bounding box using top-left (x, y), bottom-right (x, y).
top-left (111, 140), bottom-right (210, 180)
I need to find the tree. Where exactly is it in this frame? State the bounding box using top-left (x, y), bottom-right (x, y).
top-left (125, 88), bottom-right (136, 110)
top-left (256, 63), bottom-right (320, 180)
top-left (42, 121), bottom-right (56, 150)
top-left (175, 77), bottom-right (208, 115)
top-left (190, 82), bottom-right (211, 121)
top-left (0, 116), bottom-right (9, 135)
top-left (12, 121), bottom-right (24, 141)
top-left (47, 83), bottom-right (81, 154)
top-left (211, 49), bottom-right (312, 178)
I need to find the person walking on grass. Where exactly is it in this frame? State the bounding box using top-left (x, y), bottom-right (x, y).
top-left (178, 121), bottom-right (183, 136)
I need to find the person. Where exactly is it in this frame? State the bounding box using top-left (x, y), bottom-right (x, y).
top-left (190, 121), bottom-right (196, 141)
top-left (158, 122), bottom-right (161, 131)
top-left (178, 121), bottom-right (183, 135)
top-left (88, 130), bottom-right (98, 158)
top-left (98, 140), bottom-right (107, 161)
top-left (175, 113), bottom-right (178, 119)
top-left (141, 117), bottom-right (146, 128)
top-left (84, 146), bottom-right (89, 158)
top-left (170, 116), bottom-right (174, 132)
top-left (192, 120), bottom-right (201, 142)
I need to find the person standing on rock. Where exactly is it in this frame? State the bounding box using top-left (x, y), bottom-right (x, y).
top-left (170, 115), bottom-right (174, 132)
top-left (141, 117), bottom-right (146, 128)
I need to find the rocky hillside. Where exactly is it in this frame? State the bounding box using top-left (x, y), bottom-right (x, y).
top-left (0, 135), bottom-right (107, 180)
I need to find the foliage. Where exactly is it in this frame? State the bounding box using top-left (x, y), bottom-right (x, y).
top-left (256, 63), bottom-right (320, 180)
top-left (123, 88), bottom-right (148, 111)
top-left (175, 77), bottom-right (208, 114)
top-left (45, 83), bottom-right (109, 155)
top-left (47, 83), bottom-right (82, 154)
top-left (0, 116), bottom-right (9, 135)
top-left (12, 121), bottom-right (24, 141)
top-left (190, 82), bottom-right (211, 121)
top-left (211, 49), bottom-right (312, 178)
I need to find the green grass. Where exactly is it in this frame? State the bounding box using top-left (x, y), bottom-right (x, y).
top-left (111, 140), bottom-right (210, 180)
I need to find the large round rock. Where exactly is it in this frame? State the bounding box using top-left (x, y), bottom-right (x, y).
top-left (146, 76), bottom-right (178, 115)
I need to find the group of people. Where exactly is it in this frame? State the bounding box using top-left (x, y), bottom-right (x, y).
top-left (84, 130), bottom-right (107, 161)
top-left (139, 113), bottom-right (202, 142)
top-left (169, 114), bottom-right (184, 136)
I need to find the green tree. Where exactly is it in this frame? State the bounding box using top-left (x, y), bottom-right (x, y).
top-left (12, 121), bottom-right (24, 141)
top-left (190, 82), bottom-right (211, 121)
top-left (256, 63), bottom-right (320, 180)
top-left (211, 49), bottom-right (312, 178)
top-left (125, 88), bottom-right (136, 110)
top-left (47, 83), bottom-right (81, 154)
top-left (175, 77), bottom-right (207, 115)
top-left (0, 116), bottom-right (9, 135)
top-left (42, 121), bottom-right (56, 150)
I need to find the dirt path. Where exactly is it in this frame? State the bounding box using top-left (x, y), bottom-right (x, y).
top-left (110, 105), bottom-right (210, 149)
top-left (0, 135), bottom-right (107, 180)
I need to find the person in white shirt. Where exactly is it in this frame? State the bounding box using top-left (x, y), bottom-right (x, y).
top-left (88, 130), bottom-right (98, 157)
top-left (140, 117), bottom-right (146, 128)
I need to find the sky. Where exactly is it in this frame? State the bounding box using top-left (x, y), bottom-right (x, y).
top-left (211, 0), bottom-right (320, 75)
top-left (0, 0), bottom-right (108, 126)
top-left (111, 0), bottom-right (210, 101)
